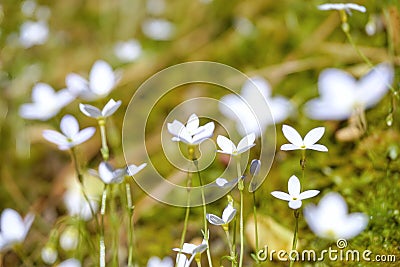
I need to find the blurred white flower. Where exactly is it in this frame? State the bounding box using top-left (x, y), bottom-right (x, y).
top-left (98, 161), bottom-right (127, 184)
top-left (219, 76), bottom-right (293, 137)
top-left (80, 99), bottom-right (122, 119)
top-left (42, 115), bottom-right (96, 150)
top-left (318, 3), bottom-right (366, 15)
top-left (41, 246), bottom-right (58, 264)
top-left (146, 0), bottom-right (166, 16)
top-left (281, 125), bottom-right (328, 152)
top-left (21, 0), bottom-right (37, 17)
top-left (217, 133), bottom-right (255, 156)
top-left (19, 83), bottom-right (75, 121)
top-left (304, 63), bottom-right (394, 121)
top-left (168, 113), bottom-right (215, 145)
top-left (0, 209), bottom-right (34, 251)
top-left (271, 175), bottom-right (319, 209)
top-left (63, 185), bottom-right (99, 221)
top-left (114, 39), bottom-right (142, 62)
top-left (173, 240), bottom-right (207, 267)
top-left (19, 20), bottom-right (49, 48)
top-left (206, 203), bottom-right (236, 226)
top-left (66, 60), bottom-right (120, 101)
top-left (175, 253), bottom-right (188, 267)
top-left (215, 177), bottom-right (238, 188)
top-left (127, 163), bottom-right (147, 176)
top-left (59, 226), bottom-right (78, 251)
top-left (233, 17), bottom-right (254, 36)
top-left (147, 256), bottom-right (173, 267)
top-left (57, 259), bottom-right (81, 267)
top-left (142, 18), bottom-right (175, 41)
top-left (304, 192), bottom-right (368, 240)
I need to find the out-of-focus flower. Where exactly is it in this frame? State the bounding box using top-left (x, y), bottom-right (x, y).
top-left (91, 162), bottom-right (146, 184)
top-left (206, 203), bottom-right (236, 226)
top-left (304, 192), bottom-right (368, 240)
top-left (19, 20), bottom-right (49, 48)
top-left (215, 177), bottom-right (238, 188)
top-left (233, 17), bottom-right (254, 36)
top-left (142, 18), bottom-right (175, 41)
top-left (80, 99), bottom-right (122, 119)
top-left (114, 39), bottom-right (142, 62)
top-left (66, 60), bottom-right (120, 101)
top-left (217, 133), bottom-right (255, 156)
top-left (57, 259), bottom-right (81, 267)
top-left (42, 115), bottom-right (96, 150)
top-left (304, 63), bottom-right (394, 121)
top-left (21, 0), bottom-right (37, 17)
top-left (281, 125), bottom-right (328, 152)
top-left (63, 185), bottom-right (99, 221)
top-left (147, 256), bottom-right (173, 267)
top-left (173, 240), bottom-right (208, 267)
top-left (168, 113), bottom-right (215, 145)
top-left (146, 0), bottom-right (166, 16)
top-left (271, 175), bottom-right (319, 209)
top-left (219, 76), bottom-right (293, 137)
top-left (19, 83), bottom-right (75, 121)
top-left (318, 3), bottom-right (366, 15)
top-left (59, 226), bottom-right (78, 251)
top-left (0, 209), bottom-right (34, 251)
top-left (175, 253), bottom-right (188, 267)
top-left (41, 245), bottom-right (58, 264)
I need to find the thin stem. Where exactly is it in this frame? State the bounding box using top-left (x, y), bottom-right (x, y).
top-left (100, 185), bottom-right (108, 267)
top-left (98, 119), bottom-right (109, 161)
top-left (236, 158), bottom-right (244, 267)
top-left (252, 192), bottom-right (259, 254)
top-left (110, 185), bottom-right (119, 266)
top-left (125, 182), bottom-right (135, 267)
top-left (289, 210), bottom-right (299, 267)
top-left (224, 228), bottom-right (237, 267)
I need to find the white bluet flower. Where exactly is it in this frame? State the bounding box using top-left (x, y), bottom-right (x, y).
top-left (114, 39), bottom-right (142, 62)
top-left (173, 240), bottom-right (208, 267)
top-left (142, 18), bottom-right (175, 41)
top-left (0, 209), bottom-right (34, 251)
top-left (79, 99), bottom-right (122, 119)
top-left (57, 258), bottom-right (81, 267)
top-left (63, 185), bottom-right (99, 221)
top-left (217, 133), bottom-right (255, 156)
top-left (206, 203), bottom-right (236, 226)
top-left (281, 125), bottom-right (328, 152)
top-left (147, 256), bottom-right (173, 267)
top-left (19, 20), bottom-right (49, 48)
top-left (318, 3), bottom-right (366, 15)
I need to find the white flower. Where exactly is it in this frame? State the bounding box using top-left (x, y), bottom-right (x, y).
top-left (57, 259), bottom-right (81, 267)
top-left (19, 83), bottom-right (75, 121)
top-left (214, 177), bottom-right (238, 188)
top-left (63, 186), bottom-right (99, 221)
top-left (41, 246), bottom-right (58, 264)
top-left (42, 115), bottom-right (95, 150)
top-left (0, 209), bottom-right (34, 250)
top-left (79, 99), bottom-right (122, 119)
top-left (219, 76), bottom-right (293, 137)
top-left (146, 0), bottom-right (166, 16)
top-left (167, 113), bottom-right (215, 145)
top-left (249, 159), bottom-right (261, 176)
top-left (97, 161), bottom-right (147, 184)
top-left (217, 133), bottom-right (255, 156)
top-left (206, 203), bottom-right (236, 225)
top-left (114, 39), bottom-right (142, 62)
top-left (173, 240), bottom-right (208, 267)
top-left (147, 256), bottom-right (173, 267)
top-left (59, 226), bottom-right (78, 251)
top-left (318, 3), bottom-right (366, 14)
top-left (142, 18), bottom-right (175, 41)
top-left (126, 163), bottom-right (147, 176)
top-left (66, 60), bottom-right (120, 101)
top-left (281, 125), bottom-right (328, 152)
top-left (19, 20), bottom-right (49, 48)
top-left (304, 192), bottom-right (368, 240)
top-left (271, 175), bottom-right (320, 209)
top-left (175, 254), bottom-right (188, 267)
top-left (304, 63), bottom-right (394, 121)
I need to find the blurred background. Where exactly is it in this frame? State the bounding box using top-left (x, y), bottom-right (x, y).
top-left (0, 0), bottom-right (399, 266)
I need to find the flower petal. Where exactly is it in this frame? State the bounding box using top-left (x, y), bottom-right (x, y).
top-left (237, 133), bottom-right (255, 153)
top-left (192, 122), bottom-right (215, 144)
top-left (72, 127), bottom-right (96, 146)
top-left (186, 114), bottom-right (199, 134)
top-left (89, 60), bottom-right (116, 96)
top-left (43, 130), bottom-right (68, 147)
top-left (303, 127), bottom-right (325, 146)
top-left (216, 135), bottom-right (236, 154)
top-left (338, 213), bottom-right (368, 239)
top-left (98, 162), bottom-right (115, 184)
top-left (299, 190), bottom-right (320, 200)
top-left (215, 178), bottom-right (229, 187)
top-left (60, 115), bottom-right (80, 138)
top-left (1, 209), bottom-right (26, 242)
top-left (127, 163), bottom-right (147, 176)
top-left (205, 214), bottom-right (225, 226)
top-left (287, 175), bottom-right (301, 196)
top-left (270, 191), bottom-right (291, 201)
top-left (280, 144), bottom-right (300, 151)
top-left (102, 99), bottom-right (122, 117)
top-left (304, 98), bottom-right (353, 121)
top-left (66, 73), bottom-right (89, 96)
top-left (307, 144), bottom-right (328, 152)
top-left (79, 103), bottom-right (102, 118)
top-left (282, 125), bottom-right (303, 147)
top-left (222, 204), bottom-right (236, 224)
top-left (32, 83), bottom-right (55, 103)
top-left (289, 199), bottom-right (302, 209)
top-left (167, 120), bottom-right (184, 137)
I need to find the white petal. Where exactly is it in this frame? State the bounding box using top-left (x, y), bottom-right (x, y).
top-left (271, 191), bottom-right (291, 201)
top-left (23, 213), bottom-right (34, 237)
top-left (307, 144), bottom-right (328, 152)
top-left (186, 114), bottom-right (199, 134)
top-left (89, 60), bottom-right (116, 96)
top-left (206, 214), bottom-right (225, 225)
top-left (287, 175), bottom-right (301, 196)
top-left (55, 89), bottom-right (75, 108)
top-left (175, 254), bottom-right (187, 267)
top-left (268, 96), bottom-right (293, 124)
top-left (299, 190), bottom-right (320, 200)
top-left (79, 103), bottom-right (102, 118)
top-left (357, 63), bottom-right (394, 108)
top-left (217, 135), bottom-right (236, 154)
top-left (57, 258), bottom-right (81, 267)
top-left (221, 204), bottom-right (236, 224)
top-left (66, 73), bottom-right (89, 96)
top-left (193, 243), bottom-right (207, 254)
top-left (167, 120), bottom-right (185, 136)
top-left (127, 163), bottom-right (147, 176)
top-left (282, 125), bottom-right (303, 147)
top-left (303, 204), bottom-right (324, 237)
top-left (237, 133), bottom-right (255, 153)
top-left (43, 130), bottom-right (68, 147)
top-left (304, 98), bottom-right (353, 121)
top-left (280, 144), bottom-right (300, 151)
top-left (346, 3), bottom-right (366, 12)
top-left (72, 127), bottom-right (96, 146)
top-left (289, 200), bottom-right (302, 209)
top-left (60, 115), bottom-right (80, 138)
top-left (318, 193), bottom-right (348, 218)
top-left (98, 162), bottom-right (115, 184)
top-left (318, 68), bottom-right (356, 102)
top-left (338, 213), bottom-right (368, 239)
top-left (1, 209), bottom-right (26, 242)
top-left (32, 83), bottom-right (55, 103)
top-left (102, 99), bottom-right (122, 117)
top-left (192, 122), bottom-right (215, 144)
top-left (249, 159), bottom-right (261, 176)
top-left (241, 76), bottom-right (272, 100)
top-left (303, 127), bottom-right (325, 146)
top-left (142, 18), bottom-right (175, 41)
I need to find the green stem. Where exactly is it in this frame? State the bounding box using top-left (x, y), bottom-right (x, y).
top-left (98, 119), bottom-right (109, 161)
top-left (252, 192), bottom-right (259, 254)
top-left (289, 210), bottom-right (299, 267)
top-left (110, 185), bottom-right (119, 267)
top-left (236, 158), bottom-right (244, 267)
top-left (100, 185), bottom-right (108, 267)
top-left (176, 172), bottom-right (191, 267)
top-left (125, 182), bottom-right (135, 267)
top-left (224, 228), bottom-right (237, 267)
